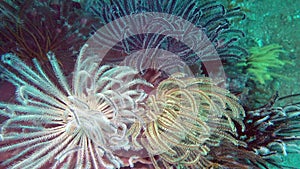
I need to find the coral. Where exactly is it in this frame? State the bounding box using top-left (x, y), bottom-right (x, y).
top-left (238, 44), bottom-right (292, 85)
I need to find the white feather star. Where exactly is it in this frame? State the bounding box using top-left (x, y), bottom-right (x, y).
top-left (0, 44), bottom-right (151, 169)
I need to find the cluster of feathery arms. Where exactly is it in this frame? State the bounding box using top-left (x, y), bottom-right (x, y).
top-left (0, 0), bottom-right (299, 169)
top-left (1, 50), bottom-right (299, 169)
top-left (0, 49), bottom-right (245, 168)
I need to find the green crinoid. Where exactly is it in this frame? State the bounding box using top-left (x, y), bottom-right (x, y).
top-left (238, 44), bottom-right (293, 85)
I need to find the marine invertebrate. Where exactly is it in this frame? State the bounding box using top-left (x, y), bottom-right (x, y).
top-left (0, 45), bottom-right (152, 168)
top-left (237, 44), bottom-right (291, 84)
top-left (236, 44), bottom-right (293, 109)
top-left (128, 73), bottom-right (246, 168)
top-left (0, 0), bottom-right (95, 72)
top-left (0, 46), bottom-right (248, 168)
top-left (209, 141), bottom-right (268, 169)
top-left (235, 95), bottom-right (300, 169)
top-left (83, 0), bottom-right (247, 74)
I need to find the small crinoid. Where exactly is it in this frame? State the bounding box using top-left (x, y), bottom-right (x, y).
top-left (0, 44), bottom-right (154, 168)
top-left (0, 0), bottom-right (96, 73)
top-left (237, 44), bottom-right (292, 85)
top-left (127, 73), bottom-right (246, 168)
top-left (236, 44), bottom-right (294, 109)
top-left (82, 0), bottom-right (247, 75)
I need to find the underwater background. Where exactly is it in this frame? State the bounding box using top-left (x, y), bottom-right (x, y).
top-left (225, 1), bottom-right (300, 168)
top-left (224, 1), bottom-right (300, 166)
top-left (0, 0), bottom-right (299, 168)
